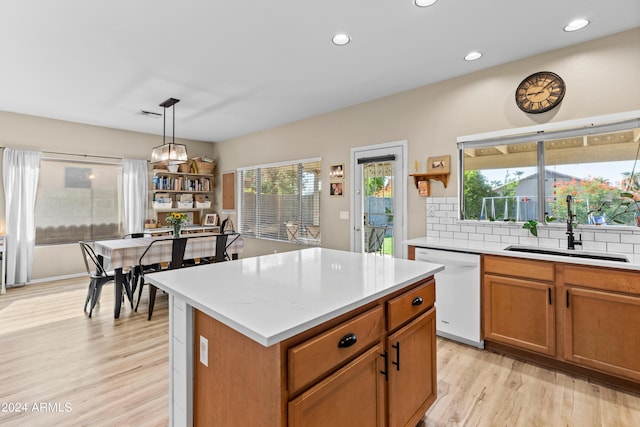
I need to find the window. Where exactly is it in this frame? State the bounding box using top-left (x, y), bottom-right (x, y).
top-left (238, 158), bottom-right (321, 244)
top-left (35, 159), bottom-right (124, 244)
top-left (460, 114), bottom-right (640, 227)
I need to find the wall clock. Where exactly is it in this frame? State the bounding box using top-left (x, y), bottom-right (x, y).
top-left (515, 71), bottom-right (566, 114)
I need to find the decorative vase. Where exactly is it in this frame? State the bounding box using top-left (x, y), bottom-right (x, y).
top-left (173, 224), bottom-right (182, 237)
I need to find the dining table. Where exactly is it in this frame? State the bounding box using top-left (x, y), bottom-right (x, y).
top-left (91, 234), bottom-right (243, 318)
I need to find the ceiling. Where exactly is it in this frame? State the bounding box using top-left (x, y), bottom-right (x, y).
top-left (1, 1), bottom-right (638, 142)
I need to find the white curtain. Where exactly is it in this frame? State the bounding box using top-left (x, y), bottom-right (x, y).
top-left (123, 159), bottom-right (148, 235)
top-left (2, 148), bottom-right (41, 288)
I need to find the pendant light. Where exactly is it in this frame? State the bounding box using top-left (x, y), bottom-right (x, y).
top-left (150, 97), bottom-right (188, 165)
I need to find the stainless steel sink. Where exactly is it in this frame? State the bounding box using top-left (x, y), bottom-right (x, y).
top-left (504, 245), bottom-right (629, 262)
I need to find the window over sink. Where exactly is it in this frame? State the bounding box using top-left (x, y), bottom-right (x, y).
top-left (458, 112), bottom-right (640, 227)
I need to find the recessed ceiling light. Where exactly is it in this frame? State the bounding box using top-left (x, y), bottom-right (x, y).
top-left (564, 18), bottom-right (590, 32)
top-left (414, 0), bottom-right (437, 7)
top-left (332, 33), bottom-right (351, 46)
top-left (464, 51), bottom-right (482, 61)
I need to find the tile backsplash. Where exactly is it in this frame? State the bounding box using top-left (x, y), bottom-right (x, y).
top-left (426, 197), bottom-right (640, 255)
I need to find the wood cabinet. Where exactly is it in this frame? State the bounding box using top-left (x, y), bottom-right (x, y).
top-left (151, 170), bottom-right (214, 224)
top-left (482, 255), bottom-right (640, 389)
top-left (193, 277), bottom-right (437, 427)
top-left (562, 265), bottom-right (640, 382)
top-left (483, 256), bottom-right (556, 356)
top-left (387, 308), bottom-right (436, 427)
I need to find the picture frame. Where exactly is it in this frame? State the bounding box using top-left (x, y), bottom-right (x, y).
top-left (329, 164), bottom-right (344, 180)
top-left (427, 155), bottom-right (451, 174)
top-left (330, 181), bottom-right (344, 197)
top-left (203, 213), bottom-right (218, 226)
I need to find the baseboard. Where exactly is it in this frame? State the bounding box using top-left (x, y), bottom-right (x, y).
top-left (27, 272), bottom-right (86, 285)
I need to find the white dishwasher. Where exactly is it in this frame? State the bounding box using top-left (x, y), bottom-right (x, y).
top-left (414, 247), bottom-right (483, 348)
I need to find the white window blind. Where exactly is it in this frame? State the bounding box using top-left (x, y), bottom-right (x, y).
top-left (238, 158), bottom-right (321, 245)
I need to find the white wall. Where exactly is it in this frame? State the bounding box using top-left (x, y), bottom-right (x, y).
top-left (212, 29), bottom-right (640, 257)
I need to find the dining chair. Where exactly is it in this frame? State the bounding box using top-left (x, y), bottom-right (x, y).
top-left (122, 232), bottom-right (157, 295)
top-left (365, 226), bottom-right (386, 255)
top-left (79, 241), bottom-right (116, 318)
top-left (136, 237), bottom-right (189, 320)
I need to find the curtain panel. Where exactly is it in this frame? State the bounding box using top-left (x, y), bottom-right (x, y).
top-left (2, 148), bottom-right (41, 289)
top-left (123, 159), bottom-right (148, 235)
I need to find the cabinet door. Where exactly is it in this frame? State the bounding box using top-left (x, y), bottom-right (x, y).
top-left (387, 307), bottom-right (436, 427)
top-left (483, 274), bottom-right (555, 356)
top-left (564, 287), bottom-right (640, 381)
top-left (288, 344), bottom-right (385, 427)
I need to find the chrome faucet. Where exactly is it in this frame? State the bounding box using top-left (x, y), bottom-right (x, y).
top-left (566, 195), bottom-right (582, 250)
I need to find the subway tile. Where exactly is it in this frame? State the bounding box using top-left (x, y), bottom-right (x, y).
top-left (485, 234), bottom-right (501, 242)
top-left (469, 233), bottom-right (484, 241)
top-left (446, 225), bottom-right (461, 233)
top-left (500, 235), bottom-right (519, 244)
top-left (538, 238), bottom-right (560, 248)
top-left (594, 233), bottom-right (621, 243)
top-left (440, 231), bottom-right (454, 239)
top-left (581, 241), bottom-right (607, 252)
top-left (453, 232), bottom-right (469, 240)
top-left (510, 228), bottom-right (529, 237)
top-left (460, 225), bottom-right (477, 233)
top-left (620, 234), bottom-right (640, 245)
top-left (433, 224), bottom-right (447, 231)
top-left (606, 242), bottom-right (633, 254)
top-left (518, 236), bottom-right (539, 246)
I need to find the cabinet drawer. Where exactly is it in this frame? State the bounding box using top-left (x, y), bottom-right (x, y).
top-left (563, 265), bottom-right (640, 295)
top-left (484, 255), bottom-right (554, 282)
top-left (288, 305), bottom-right (384, 395)
top-left (387, 280), bottom-right (434, 331)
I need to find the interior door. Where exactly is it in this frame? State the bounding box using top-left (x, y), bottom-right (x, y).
top-left (351, 142), bottom-right (406, 257)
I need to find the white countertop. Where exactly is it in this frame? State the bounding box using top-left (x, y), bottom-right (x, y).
top-left (405, 237), bottom-right (640, 271)
top-left (146, 247), bottom-right (443, 346)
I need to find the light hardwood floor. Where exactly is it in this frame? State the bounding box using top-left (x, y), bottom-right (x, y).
top-left (0, 277), bottom-right (638, 427)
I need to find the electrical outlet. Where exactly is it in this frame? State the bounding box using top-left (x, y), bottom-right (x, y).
top-left (427, 205), bottom-right (435, 217)
top-left (199, 335), bottom-right (208, 367)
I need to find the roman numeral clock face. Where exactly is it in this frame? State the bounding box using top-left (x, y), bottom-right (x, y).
top-left (515, 71), bottom-right (566, 114)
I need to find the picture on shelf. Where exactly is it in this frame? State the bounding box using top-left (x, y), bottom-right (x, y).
top-left (427, 155), bottom-right (450, 174)
top-left (330, 182), bottom-right (343, 196)
top-left (203, 213), bottom-right (218, 226)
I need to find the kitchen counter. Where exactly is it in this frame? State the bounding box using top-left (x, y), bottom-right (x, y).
top-left (405, 236), bottom-right (640, 271)
top-left (147, 247), bottom-right (443, 346)
top-left (145, 247), bottom-right (443, 426)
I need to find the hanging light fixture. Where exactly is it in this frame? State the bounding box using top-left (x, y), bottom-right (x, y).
top-left (151, 97), bottom-right (188, 165)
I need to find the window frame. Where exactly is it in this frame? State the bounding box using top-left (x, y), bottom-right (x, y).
top-left (457, 111), bottom-right (640, 225)
top-left (237, 157), bottom-right (322, 244)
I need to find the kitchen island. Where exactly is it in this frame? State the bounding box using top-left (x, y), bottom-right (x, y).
top-left (146, 247), bottom-right (444, 427)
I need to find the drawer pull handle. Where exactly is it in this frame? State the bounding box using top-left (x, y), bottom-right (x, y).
top-left (338, 333), bottom-right (357, 348)
top-left (412, 296), bottom-right (423, 306)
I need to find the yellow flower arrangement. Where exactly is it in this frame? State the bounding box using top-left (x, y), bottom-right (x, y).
top-left (166, 212), bottom-right (188, 236)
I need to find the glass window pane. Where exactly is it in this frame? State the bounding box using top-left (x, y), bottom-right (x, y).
top-left (35, 160), bottom-right (123, 244)
top-left (462, 142), bottom-right (538, 221)
top-left (239, 159), bottom-right (321, 244)
top-left (544, 128), bottom-right (640, 226)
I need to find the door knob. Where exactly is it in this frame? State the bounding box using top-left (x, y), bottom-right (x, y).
top-left (354, 226), bottom-right (361, 231)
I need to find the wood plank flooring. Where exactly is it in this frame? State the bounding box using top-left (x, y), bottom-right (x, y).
top-left (1, 277), bottom-right (639, 426)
